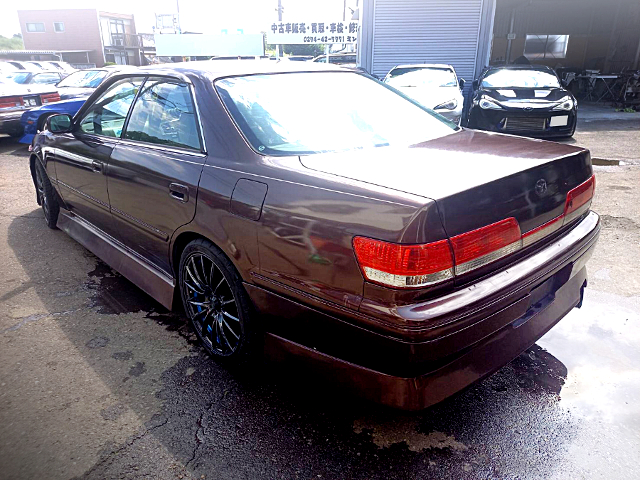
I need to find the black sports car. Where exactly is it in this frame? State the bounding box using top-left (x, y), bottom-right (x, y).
top-left (467, 65), bottom-right (577, 138)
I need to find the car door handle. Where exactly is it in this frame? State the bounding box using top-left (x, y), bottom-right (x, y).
top-left (92, 161), bottom-right (103, 173)
top-left (169, 183), bottom-right (189, 203)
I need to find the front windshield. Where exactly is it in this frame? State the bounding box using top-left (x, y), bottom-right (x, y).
top-left (216, 72), bottom-right (457, 156)
top-left (481, 69), bottom-right (560, 88)
top-left (57, 70), bottom-right (108, 88)
top-left (5, 72), bottom-right (31, 84)
top-left (385, 67), bottom-right (457, 88)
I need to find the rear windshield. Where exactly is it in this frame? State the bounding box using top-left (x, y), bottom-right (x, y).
top-left (5, 72), bottom-right (31, 84)
top-left (385, 67), bottom-right (457, 88)
top-left (57, 70), bottom-right (108, 88)
top-left (481, 69), bottom-right (560, 88)
top-left (215, 72), bottom-right (457, 156)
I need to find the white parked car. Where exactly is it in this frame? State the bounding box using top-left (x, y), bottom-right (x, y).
top-left (0, 77), bottom-right (60, 137)
top-left (383, 64), bottom-right (465, 124)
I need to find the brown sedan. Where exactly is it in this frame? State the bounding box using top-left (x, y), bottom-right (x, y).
top-left (29, 61), bottom-right (600, 410)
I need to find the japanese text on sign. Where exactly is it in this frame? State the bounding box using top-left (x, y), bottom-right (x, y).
top-left (268, 21), bottom-right (359, 44)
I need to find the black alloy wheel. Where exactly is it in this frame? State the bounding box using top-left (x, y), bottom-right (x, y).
top-left (179, 239), bottom-right (255, 362)
top-left (35, 160), bottom-right (60, 229)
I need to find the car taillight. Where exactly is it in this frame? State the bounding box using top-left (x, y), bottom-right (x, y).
top-left (353, 237), bottom-right (454, 288)
top-left (451, 218), bottom-right (522, 275)
top-left (353, 175), bottom-right (595, 288)
top-left (41, 92), bottom-right (60, 104)
top-left (563, 174), bottom-right (595, 224)
top-left (521, 174), bottom-right (595, 246)
top-left (0, 96), bottom-right (22, 109)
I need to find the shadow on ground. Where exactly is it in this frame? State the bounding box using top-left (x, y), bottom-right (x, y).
top-left (7, 210), bottom-right (577, 480)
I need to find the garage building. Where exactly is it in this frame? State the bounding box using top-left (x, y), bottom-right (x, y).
top-left (358, 0), bottom-right (640, 85)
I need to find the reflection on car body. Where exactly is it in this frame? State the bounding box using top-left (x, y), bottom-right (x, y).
top-left (29, 61), bottom-right (599, 410)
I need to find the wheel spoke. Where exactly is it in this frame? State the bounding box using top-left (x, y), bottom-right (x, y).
top-left (185, 263), bottom-right (204, 291)
top-left (190, 257), bottom-right (206, 288)
top-left (220, 298), bottom-right (235, 306)
top-left (218, 314), bottom-right (233, 350)
top-left (221, 310), bottom-right (240, 323)
top-left (184, 280), bottom-right (204, 295)
top-left (213, 276), bottom-right (225, 295)
top-left (188, 300), bottom-right (210, 307)
top-left (209, 260), bottom-right (216, 286)
top-left (221, 319), bottom-right (239, 340)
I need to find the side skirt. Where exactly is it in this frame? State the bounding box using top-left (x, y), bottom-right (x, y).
top-left (57, 210), bottom-right (176, 310)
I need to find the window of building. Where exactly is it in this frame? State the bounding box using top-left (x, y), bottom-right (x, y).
top-left (54, 22), bottom-right (65, 33)
top-left (124, 79), bottom-right (201, 151)
top-left (524, 35), bottom-right (569, 59)
top-left (26, 22), bottom-right (45, 33)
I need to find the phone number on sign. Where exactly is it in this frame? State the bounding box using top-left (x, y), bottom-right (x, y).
top-left (303, 36), bottom-right (353, 43)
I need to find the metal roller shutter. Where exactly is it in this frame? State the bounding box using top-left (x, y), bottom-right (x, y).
top-left (371, 0), bottom-right (485, 85)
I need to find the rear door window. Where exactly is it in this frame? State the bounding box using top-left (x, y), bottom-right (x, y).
top-left (78, 77), bottom-right (144, 137)
top-left (123, 78), bottom-right (201, 151)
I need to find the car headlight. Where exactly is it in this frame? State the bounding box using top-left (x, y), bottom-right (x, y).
top-left (478, 96), bottom-right (503, 110)
top-left (552, 96), bottom-right (575, 111)
top-left (434, 99), bottom-right (458, 110)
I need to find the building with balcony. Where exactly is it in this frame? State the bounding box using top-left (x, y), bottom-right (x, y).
top-left (17, 9), bottom-right (143, 67)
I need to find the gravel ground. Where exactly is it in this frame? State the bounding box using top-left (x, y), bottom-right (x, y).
top-left (0, 113), bottom-right (639, 480)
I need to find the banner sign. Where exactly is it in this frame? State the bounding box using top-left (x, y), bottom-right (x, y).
top-left (268, 21), bottom-right (359, 44)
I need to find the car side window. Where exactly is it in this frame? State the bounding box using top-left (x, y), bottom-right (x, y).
top-left (32, 73), bottom-right (61, 84)
top-left (123, 78), bottom-right (201, 151)
top-left (78, 77), bottom-right (144, 138)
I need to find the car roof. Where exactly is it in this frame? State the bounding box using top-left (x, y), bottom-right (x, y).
top-left (391, 64), bottom-right (455, 70)
top-left (485, 64), bottom-right (554, 72)
top-left (120, 60), bottom-right (350, 82)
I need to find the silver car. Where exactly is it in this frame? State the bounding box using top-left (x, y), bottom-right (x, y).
top-left (384, 64), bottom-right (465, 124)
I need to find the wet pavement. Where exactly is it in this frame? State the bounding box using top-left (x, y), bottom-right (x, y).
top-left (1, 134), bottom-right (639, 479)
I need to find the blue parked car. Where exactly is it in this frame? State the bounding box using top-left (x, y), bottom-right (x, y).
top-left (19, 67), bottom-right (129, 144)
top-left (20, 96), bottom-right (87, 144)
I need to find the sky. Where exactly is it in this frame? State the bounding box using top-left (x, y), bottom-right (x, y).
top-left (1, 0), bottom-right (359, 37)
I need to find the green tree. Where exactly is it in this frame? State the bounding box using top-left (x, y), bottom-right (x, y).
top-left (0, 35), bottom-right (24, 50)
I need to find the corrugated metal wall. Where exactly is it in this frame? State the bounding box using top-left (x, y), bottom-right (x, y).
top-left (369, 0), bottom-right (487, 84)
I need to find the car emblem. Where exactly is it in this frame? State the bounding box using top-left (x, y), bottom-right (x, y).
top-left (535, 179), bottom-right (548, 195)
top-left (524, 106), bottom-right (533, 112)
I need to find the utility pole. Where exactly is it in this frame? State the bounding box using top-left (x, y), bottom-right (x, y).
top-left (277, 0), bottom-right (283, 57)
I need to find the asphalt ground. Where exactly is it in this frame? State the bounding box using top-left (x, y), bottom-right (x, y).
top-left (1, 111), bottom-right (639, 479)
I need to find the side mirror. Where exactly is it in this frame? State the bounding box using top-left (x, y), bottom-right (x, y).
top-left (47, 114), bottom-right (73, 133)
top-left (458, 78), bottom-right (465, 89)
top-left (472, 79), bottom-right (479, 90)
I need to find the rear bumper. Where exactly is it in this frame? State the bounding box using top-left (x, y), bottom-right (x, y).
top-left (0, 110), bottom-right (24, 134)
top-left (248, 212), bottom-right (600, 409)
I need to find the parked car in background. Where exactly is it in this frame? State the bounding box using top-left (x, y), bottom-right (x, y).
top-left (54, 67), bottom-right (126, 100)
top-left (30, 61), bottom-right (599, 410)
top-left (4, 70), bottom-right (64, 85)
top-left (0, 77), bottom-right (60, 137)
top-left (19, 67), bottom-right (126, 143)
top-left (20, 97), bottom-right (87, 144)
top-left (42, 61), bottom-right (76, 75)
top-left (467, 65), bottom-right (577, 138)
top-left (383, 64), bottom-right (465, 124)
top-left (312, 53), bottom-right (357, 66)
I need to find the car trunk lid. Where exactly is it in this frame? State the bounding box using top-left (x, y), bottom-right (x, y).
top-left (300, 128), bottom-right (593, 262)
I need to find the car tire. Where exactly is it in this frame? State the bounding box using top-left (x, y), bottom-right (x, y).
top-left (7, 127), bottom-right (24, 138)
top-left (178, 239), bottom-right (258, 364)
top-left (35, 160), bottom-right (60, 229)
